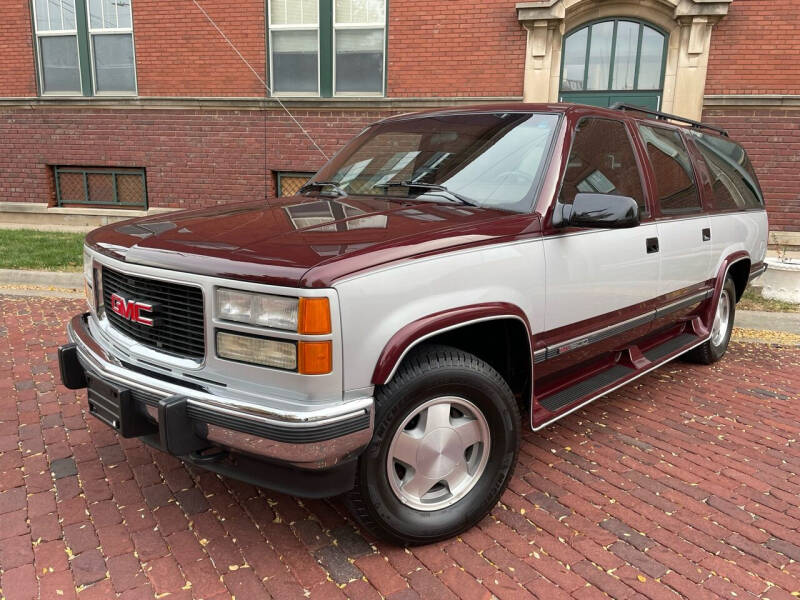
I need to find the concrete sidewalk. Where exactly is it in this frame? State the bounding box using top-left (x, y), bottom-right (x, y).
top-left (734, 309), bottom-right (800, 334)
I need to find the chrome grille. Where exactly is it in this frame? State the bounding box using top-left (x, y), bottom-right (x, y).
top-left (101, 267), bottom-right (205, 359)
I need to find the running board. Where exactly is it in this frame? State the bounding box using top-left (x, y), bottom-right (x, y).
top-left (539, 365), bottom-right (634, 412)
top-left (643, 333), bottom-right (697, 362)
top-left (533, 332), bottom-right (707, 430)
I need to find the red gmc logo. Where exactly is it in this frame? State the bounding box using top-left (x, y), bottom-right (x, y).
top-left (110, 293), bottom-right (155, 327)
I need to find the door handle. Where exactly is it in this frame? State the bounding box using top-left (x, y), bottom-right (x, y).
top-left (646, 237), bottom-right (659, 254)
top-left (702, 228), bottom-right (711, 242)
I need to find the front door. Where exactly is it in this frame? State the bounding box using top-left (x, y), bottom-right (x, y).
top-left (538, 117), bottom-right (659, 385)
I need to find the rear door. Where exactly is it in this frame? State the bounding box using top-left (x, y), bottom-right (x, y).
top-left (539, 116), bottom-right (659, 382)
top-left (637, 124), bottom-right (712, 301)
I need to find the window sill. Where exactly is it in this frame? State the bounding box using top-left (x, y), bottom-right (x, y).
top-left (1, 95), bottom-right (523, 110)
top-left (0, 202), bottom-right (173, 218)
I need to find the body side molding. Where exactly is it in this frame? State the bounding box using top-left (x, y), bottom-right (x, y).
top-left (371, 302), bottom-right (533, 385)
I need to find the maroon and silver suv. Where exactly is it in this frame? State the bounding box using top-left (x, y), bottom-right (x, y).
top-left (59, 103), bottom-right (768, 544)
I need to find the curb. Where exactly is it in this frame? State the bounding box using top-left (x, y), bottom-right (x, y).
top-left (734, 309), bottom-right (800, 335)
top-left (0, 268), bottom-right (83, 289)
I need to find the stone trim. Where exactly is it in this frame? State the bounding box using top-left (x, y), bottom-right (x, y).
top-left (704, 95), bottom-right (800, 108)
top-left (0, 96), bottom-right (523, 112)
top-left (0, 201), bottom-right (174, 217)
top-left (0, 202), bottom-right (177, 232)
top-left (516, 0), bottom-right (732, 119)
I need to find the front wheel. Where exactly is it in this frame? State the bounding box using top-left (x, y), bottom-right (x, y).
top-left (344, 345), bottom-right (520, 545)
top-left (685, 277), bottom-right (736, 364)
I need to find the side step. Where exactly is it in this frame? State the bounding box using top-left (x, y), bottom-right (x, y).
top-left (539, 365), bottom-right (634, 412)
top-left (537, 333), bottom-right (703, 415)
top-left (643, 333), bottom-right (698, 362)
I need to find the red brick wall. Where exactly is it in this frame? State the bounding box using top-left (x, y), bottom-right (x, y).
top-left (134, 0), bottom-right (267, 97)
top-left (387, 0), bottom-right (525, 97)
top-left (706, 0), bottom-right (800, 95)
top-left (0, 0), bottom-right (37, 97)
top-left (0, 107), bottom-right (395, 209)
top-left (703, 108), bottom-right (800, 232)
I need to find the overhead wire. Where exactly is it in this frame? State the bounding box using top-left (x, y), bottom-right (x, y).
top-left (191, 0), bottom-right (329, 161)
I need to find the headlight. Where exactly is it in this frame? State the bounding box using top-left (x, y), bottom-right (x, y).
top-left (216, 331), bottom-right (297, 370)
top-left (83, 249), bottom-right (95, 310)
top-left (216, 289), bottom-right (299, 330)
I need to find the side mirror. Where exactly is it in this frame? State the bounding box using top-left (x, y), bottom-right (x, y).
top-left (558, 193), bottom-right (640, 229)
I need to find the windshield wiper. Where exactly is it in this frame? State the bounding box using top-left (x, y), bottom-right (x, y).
top-left (375, 181), bottom-right (477, 207)
top-left (298, 181), bottom-right (348, 197)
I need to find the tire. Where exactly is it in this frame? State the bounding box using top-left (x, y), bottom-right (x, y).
top-left (684, 277), bottom-right (736, 364)
top-left (344, 344), bottom-right (520, 545)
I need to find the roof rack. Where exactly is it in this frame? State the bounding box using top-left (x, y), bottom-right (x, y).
top-left (610, 102), bottom-right (729, 137)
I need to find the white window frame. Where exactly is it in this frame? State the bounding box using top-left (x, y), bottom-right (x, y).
top-left (32, 0), bottom-right (84, 96)
top-left (267, 0), bottom-right (321, 97)
top-left (332, 1), bottom-right (386, 97)
top-left (86, 0), bottom-right (138, 96)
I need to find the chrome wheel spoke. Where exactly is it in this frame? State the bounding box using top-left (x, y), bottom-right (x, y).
top-left (453, 418), bottom-right (483, 448)
top-left (392, 431), bottom-right (421, 467)
top-left (443, 458), bottom-right (469, 491)
top-left (423, 402), bottom-right (452, 433)
top-left (402, 472), bottom-right (438, 499)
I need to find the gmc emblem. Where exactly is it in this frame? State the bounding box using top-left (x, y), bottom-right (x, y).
top-left (110, 293), bottom-right (155, 327)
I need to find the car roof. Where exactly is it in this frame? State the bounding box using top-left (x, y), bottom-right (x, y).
top-left (377, 102), bottom-right (729, 140)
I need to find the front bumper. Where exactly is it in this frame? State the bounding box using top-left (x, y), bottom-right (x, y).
top-left (61, 313), bottom-right (373, 495)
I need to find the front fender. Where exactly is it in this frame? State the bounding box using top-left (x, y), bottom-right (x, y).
top-left (371, 302), bottom-right (533, 384)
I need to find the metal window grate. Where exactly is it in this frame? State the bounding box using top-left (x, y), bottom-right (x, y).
top-left (276, 172), bottom-right (314, 197)
top-left (54, 167), bottom-right (147, 208)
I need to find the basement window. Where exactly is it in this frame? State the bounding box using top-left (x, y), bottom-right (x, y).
top-left (276, 171), bottom-right (314, 197)
top-left (54, 166), bottom-right (147, 208)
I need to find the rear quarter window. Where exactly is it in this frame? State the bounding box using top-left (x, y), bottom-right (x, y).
top-left (638, 124), bottom-right (702, 215)
top-left (687, 130), bottom-right (764, 210)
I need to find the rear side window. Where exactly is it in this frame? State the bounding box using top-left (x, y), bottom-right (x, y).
top-left (560, 118), bottom-right (646, 212)
top-left (687, 130), bottom-right (763, 210)
top-left (638, 124), bottom-right (701, 214)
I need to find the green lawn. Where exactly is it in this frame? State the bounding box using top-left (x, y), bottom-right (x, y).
top-left (0, 229), bottom-right (85, 272)
top-left (738, 287), bottom-right (799, 313)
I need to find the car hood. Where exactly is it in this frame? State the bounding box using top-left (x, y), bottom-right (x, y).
top-left (86, 196), bottom-right (540, 287)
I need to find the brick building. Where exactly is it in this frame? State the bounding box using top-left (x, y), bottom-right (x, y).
top-left (0, 0), bottom-right (797, 246)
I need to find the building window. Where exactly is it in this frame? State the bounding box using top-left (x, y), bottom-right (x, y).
top-left (268, 0), bottom-right (386, 97)
top-left (55, 167), bottom-right (147, 208)
top-left (32, 0), bottom-right (137, 96)
top-left (560, 19), bottom-right (667, 111)
top-left (276, 171), bottom-right (314, 196)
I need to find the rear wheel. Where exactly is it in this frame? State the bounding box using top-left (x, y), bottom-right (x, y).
top-left (344, 345), bottom-right (520, 545)
top-left (685, 277), bottom-right (736, 364)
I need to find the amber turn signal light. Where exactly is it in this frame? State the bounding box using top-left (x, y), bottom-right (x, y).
top-left (298, 297), bottom-right (331, 335)
top-left (298, 341), bottom-right (332, 375)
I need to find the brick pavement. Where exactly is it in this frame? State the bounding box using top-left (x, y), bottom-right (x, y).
top-left (1, 293), bottom-right (800, 599)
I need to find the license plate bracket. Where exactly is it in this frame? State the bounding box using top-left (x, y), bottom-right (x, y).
top-left (86, 373), bottom-right (157, 437)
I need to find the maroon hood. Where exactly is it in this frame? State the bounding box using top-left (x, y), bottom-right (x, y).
top-left (86, 196), bottom-right (541, 287)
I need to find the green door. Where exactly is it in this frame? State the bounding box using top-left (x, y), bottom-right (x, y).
top-left (560, 19), bottom-right (668, 110)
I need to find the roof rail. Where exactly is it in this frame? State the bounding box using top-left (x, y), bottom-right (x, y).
top-left (610, 103), bottom-right (729, 137)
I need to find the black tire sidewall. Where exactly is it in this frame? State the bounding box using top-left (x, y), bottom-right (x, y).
top-left (358, 359), bottom-right (519, 544)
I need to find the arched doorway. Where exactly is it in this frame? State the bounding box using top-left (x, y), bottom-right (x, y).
top-left (559, 18), bottom-right (668, 110)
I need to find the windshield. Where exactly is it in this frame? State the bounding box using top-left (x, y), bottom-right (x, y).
top-left (310, 112), bottom-right (560, 212)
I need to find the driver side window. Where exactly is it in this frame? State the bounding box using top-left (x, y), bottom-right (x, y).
top-left (561, 118), bottom-right (646, 212)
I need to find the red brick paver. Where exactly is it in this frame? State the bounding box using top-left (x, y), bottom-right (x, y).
top-left (2, 294), bottom-right (799, 599)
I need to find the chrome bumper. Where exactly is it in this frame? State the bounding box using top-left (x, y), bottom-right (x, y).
top-left (67, 313), bottom-right (373, 470)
